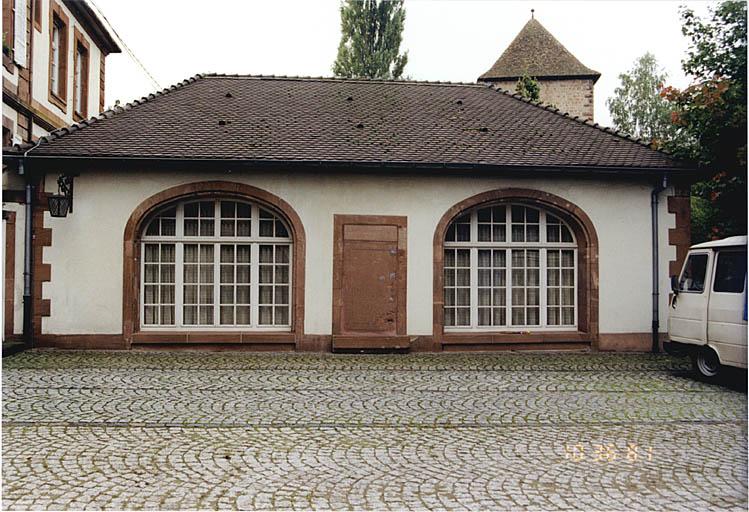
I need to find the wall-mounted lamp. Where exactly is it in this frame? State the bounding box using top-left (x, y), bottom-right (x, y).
top-left (47, 175), bottom-right (74, 218)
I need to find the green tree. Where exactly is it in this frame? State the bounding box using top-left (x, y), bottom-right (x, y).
top-left (332, 0), bottom-right (408, 80)
top-left (662, 1), bottom-right (747, 241)
top-left (515, 74), bottom-right (540, 101)
top-left (606, 53), bottom-right (691, 148)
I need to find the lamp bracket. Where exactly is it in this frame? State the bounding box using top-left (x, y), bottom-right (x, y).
top-left (56, 174), bottom-right (74, 213)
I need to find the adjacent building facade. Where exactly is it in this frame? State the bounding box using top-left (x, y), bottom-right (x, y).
top-left (2, 0), bottom-right (119, 342)
top-left (2, 0), bottom-right (120, 145)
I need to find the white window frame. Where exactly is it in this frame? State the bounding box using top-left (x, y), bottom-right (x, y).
top-left (444, 203), bottom-right (578, 332)
top-left (140, 199), bottom-right (293, 331)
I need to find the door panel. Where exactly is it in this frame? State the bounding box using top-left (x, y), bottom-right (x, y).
top-left (707, 249), bottom-right (747, 366)
top-left (669, 251), bottom-right (711, 344)
top-left (333, 215), bottom-right (407, 349)
top-left (342, 241), bottom-right (398, 334)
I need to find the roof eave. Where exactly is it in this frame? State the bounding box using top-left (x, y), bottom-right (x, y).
top-left (479, 72), bottom-right (601, 83)
top-left (2, 153), bottom-right (698, 177)
top-left (62, 0), bottom-right (121, 55)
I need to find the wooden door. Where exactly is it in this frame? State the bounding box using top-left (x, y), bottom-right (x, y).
top-left (332, 215), bottom-right (407, 350)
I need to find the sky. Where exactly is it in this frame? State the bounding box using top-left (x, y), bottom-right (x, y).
top-left (89, 0), bottom-right (717, 128)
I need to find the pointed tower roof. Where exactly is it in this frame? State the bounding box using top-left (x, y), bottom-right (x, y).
top-left (479, 17), bottom-right (600, 82)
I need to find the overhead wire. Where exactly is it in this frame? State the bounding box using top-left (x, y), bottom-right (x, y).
top-left (86, 0), bottom-right (162, 90)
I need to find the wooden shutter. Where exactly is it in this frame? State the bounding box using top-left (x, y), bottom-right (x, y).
top-left (13, 0), bottom-right (27, 67)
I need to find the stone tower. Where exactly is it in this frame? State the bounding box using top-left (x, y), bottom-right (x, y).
top-left (478, 16), bottom-right (600, 121)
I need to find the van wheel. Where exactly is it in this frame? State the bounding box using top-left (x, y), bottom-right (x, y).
top-left (692, 347), bottom-right (721, 379)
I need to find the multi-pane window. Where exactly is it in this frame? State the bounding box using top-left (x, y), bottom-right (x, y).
top-left (50, 14), bottom-right (67, 100)
top-left (51, 23), bottom-right (61, 95)
top-left (74, 42), bottom-right (89, 116)
top-left (547, 249), bottom-right (576, 325)
top-left (183, 244), bottom-right (215, 325)
top-left (140, 199), bottom-right (292, 330)
top-left (511, 249), bottom-right (540, 326)
top-left (444, 248), bottom-right (471, 326)
top-left (219, 244), bottom-right (251, 325)
top-left (477, 249), bottom-right (506, 326)
top-left (143, 244), bottom-right (175, 325)
top-left (258, 244), bottom-right (291, 325)
top-left (444, 204), bottom-right (577, 331)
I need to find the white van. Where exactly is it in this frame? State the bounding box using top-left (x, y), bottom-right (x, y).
top-left (668, 235), bottom-right (747, 378)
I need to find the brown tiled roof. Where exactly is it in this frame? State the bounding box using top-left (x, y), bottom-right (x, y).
top-left (479, 18), bottom-right (600, 82)
top-left (14, 74), bottom-right (684, 171)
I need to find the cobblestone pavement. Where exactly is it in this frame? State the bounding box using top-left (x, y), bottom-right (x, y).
top-left (2, 351), bottom-right (747, 511)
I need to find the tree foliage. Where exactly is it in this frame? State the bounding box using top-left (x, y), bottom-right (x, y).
top-left (332, 0), bottom-right (408, 80)
top-left (515, 74), bottom-right (540, 101)
top-left (606, 53), bottom-right (692, 148)
top-left (662, 1), bottom-right (747, 241)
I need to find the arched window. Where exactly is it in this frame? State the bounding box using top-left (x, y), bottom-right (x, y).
top-left (140, 198), bottom-right (292, 330)
top-left (443, 204), bottom-right (577, 331)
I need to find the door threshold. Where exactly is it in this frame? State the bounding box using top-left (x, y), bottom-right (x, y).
top-left (332, 335), bottom-right (411, 352)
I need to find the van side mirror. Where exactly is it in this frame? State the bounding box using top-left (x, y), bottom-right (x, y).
top-left (670, 275), bottom-right (680, 294)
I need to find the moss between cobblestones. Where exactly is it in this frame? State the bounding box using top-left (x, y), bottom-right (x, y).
top-left (3, 350), bottom-right (693, 372)
top-left (2, 351), bottom-right (746, 511)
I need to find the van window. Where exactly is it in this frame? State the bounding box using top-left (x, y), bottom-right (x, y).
top-left (713, 250), bottom-right (747, 293)
top-left (679, 253), bottom-right (708, 293)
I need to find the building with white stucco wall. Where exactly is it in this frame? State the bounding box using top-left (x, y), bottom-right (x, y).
top-left (2, 0), bottom-right (119, 349)
top-left (2, 72), bottom-right (694, 353)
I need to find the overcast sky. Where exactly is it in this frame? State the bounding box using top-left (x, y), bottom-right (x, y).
top-left (90, 0), bottom-right (716, 127)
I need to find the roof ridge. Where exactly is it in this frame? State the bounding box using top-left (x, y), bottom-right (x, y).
top-left (202, 73), bottom-right (485, 87)
top-left (483, 83), bottom-right (674, 156)
top-left (11, 74), bottom-right (206, 153)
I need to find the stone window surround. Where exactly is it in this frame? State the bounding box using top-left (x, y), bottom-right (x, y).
top-left (432, 188), bottom-right (600, 350)
top-left (72, 26), bottom-right (89, 120)
top-left (123, 181), bottom-right (307, 347)
top-left (48, 0), bottom-right (69, 112)
top-left (138, 198), bottom-right (294, 330)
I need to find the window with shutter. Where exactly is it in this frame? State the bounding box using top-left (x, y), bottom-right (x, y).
top-left (3, 0), bottom-right (14, 58)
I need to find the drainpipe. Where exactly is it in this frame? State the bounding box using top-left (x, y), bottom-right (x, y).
top-left (19, 161), bottom-right (33, 347)
top-left (19, 0), bottom-right (37, 348)
top-left (651, 174), bottom-right (668, 353)
top-left (19, 139), bottom-right (43, 348)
